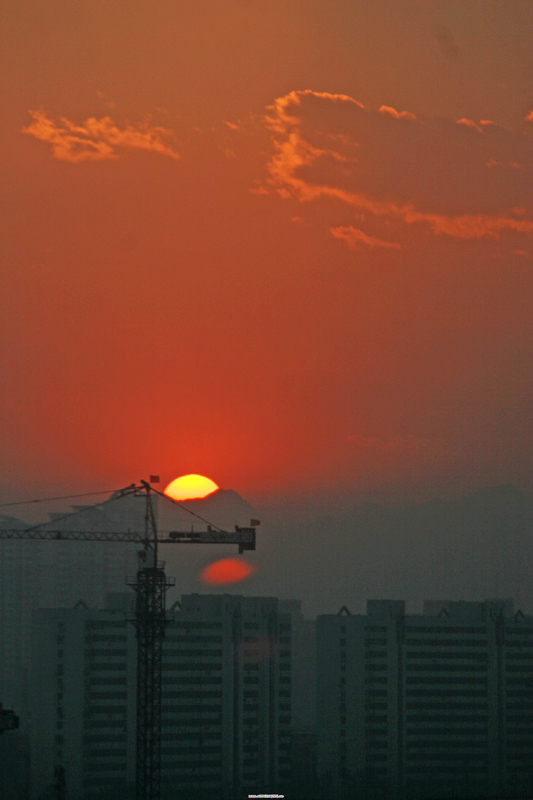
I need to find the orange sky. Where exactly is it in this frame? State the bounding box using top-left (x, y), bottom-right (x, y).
top-left (1, 0), bottom-right (532, 509)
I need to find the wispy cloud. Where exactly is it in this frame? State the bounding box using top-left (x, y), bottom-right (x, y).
top-left (23, 110), bottom-right (180, 163)
top-left (457, 118), bottom-right (482, 133)
top-left (261, 90), bottom-right (533, 247)
top-left (330, 226), bottom-right (401, 250)
top-left (379, 105), bottom-right (416, 122)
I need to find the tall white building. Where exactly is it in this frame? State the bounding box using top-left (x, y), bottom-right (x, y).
top-left (30, 593), bottom-right (293, 800)
top-left (317, 598), bottom-right (533, 799)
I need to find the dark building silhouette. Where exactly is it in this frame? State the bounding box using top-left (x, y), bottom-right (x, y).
top-left (0, 497), bottom-right (144, 720)
top-left (30, 593), bottom-right (293, 799)
top-left (25, 589), bottom-right (533, 799)
top-left (317, 598), bottom-right (533, 799)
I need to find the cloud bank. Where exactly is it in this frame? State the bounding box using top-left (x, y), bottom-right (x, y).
top-left (262, 90), bottom-right (533, 249)
top-left (23, 111), bottom-right (180, 163)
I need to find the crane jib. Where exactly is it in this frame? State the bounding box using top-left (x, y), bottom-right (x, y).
top-left (0, 527), bottom-right (256, 547)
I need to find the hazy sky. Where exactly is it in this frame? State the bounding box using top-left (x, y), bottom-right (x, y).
top-left (2, 0), bottom-right (532, 511)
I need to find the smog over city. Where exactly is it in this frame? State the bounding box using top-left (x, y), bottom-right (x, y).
top-left (1, 1), bottom-right (533, 798)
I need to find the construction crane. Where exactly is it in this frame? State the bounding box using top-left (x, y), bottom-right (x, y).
top-left (0, 479), bottom-right (257, 800)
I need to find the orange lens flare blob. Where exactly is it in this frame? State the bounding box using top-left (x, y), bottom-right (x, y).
top-left (164, 474), bottom-right (219, 501)
top-left (200, 558), bottom-right (256, 585)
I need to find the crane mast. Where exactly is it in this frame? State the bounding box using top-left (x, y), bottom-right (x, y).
top-left (127, 482), bottom-right (170, 800)
top-left (0, 480), bottom-right (257, 800)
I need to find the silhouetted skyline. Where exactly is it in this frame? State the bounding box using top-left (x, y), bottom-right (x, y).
top-left (2, 2), bottom-right (533, 795)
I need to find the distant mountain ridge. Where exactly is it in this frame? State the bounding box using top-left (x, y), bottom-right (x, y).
top-left (310, 484), bottom-right (533, 610)
top-left (246, 484), bottom-right (533, 619)
top-left (158, 488), bottom-right (257, 532)
top-left (322, 483), bottom-right (529, 540)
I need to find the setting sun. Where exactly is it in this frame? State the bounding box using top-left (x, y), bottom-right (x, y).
top-left (164, 474), bottom-right (219, 501)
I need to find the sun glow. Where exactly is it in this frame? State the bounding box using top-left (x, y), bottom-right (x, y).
top-left (164, 474), bottom-right (219, 501)
top-left (200, 558), bottom-right (256, 585)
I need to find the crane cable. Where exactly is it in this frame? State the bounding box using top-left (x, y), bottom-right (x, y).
top-left (150, 485), bottom-right (226, 533)
top-left (0, 483), bottom-right (230, 535)
top-left (0, 490), bottom-right (120, 509)
top-left (18, 488), bottom-right (143, 533)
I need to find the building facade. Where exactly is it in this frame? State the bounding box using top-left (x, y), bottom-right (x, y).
top-left (162, 593), bottom-right (292, 798)
top-left (30, 593), bottom-right (293, 800)
top-left (317, 599), bottom-right (533, 799)
top-left (30, 594), bottom-right (137, 800)
top-left (0, 493), bottom-right (145, 720)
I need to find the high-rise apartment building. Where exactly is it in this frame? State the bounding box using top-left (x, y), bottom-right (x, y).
top-left (30, 592), bottom-right (293, 800)
top-left (162, 593), bottom-right (292, 797)
top-left (0, 494), bottom-right (146, 718)
top-left (30, 594), bottom-right (137, 799)
top-left (279, 600), bottom-right (317, 797)
top-left (317, 598), bottom-right (533, 799)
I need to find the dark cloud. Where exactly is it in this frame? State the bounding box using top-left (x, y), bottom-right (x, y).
top-left (434, 25), bottom-right (462, 62)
